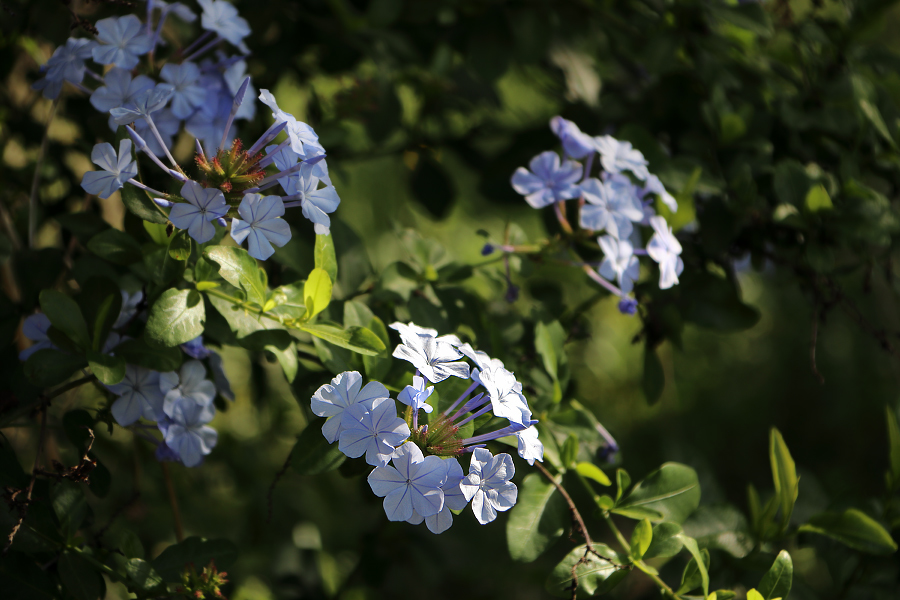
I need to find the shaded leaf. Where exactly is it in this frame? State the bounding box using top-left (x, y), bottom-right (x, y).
top-left (617, 463), bottom-right (701, 524)
top-left (290, 424), bottom-right (346, 475)
top-left (758, 550), bottom-right (792, 600)
top-left (799, 509), bottom-right (898, 555)
top-left (507, 473), bottom-right (566, 562)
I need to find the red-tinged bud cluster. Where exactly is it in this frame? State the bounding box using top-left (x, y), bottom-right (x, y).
top-left (406, 406), bottom-right (464, 457)
top-left (195, 138), bottom-right (265, 208)
top-left (176, 560), bottom-right (230, 600)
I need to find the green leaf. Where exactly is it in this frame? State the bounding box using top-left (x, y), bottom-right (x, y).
top-left (805, 184), bottom-right (833, 212)
top-left (290, 424), bottom-right (346, 475)
top-left (642, 344), bottom-right (664, 404)
top-left (707, 3), bottom-right (773, 36)
top-left (506, 473), bottom-right (566, 562)
top-left (145, 288), bottom-right (206, 347)
top-left (124, 558), bottom-right (164, 593)
top-left (747, 590), bottom-right (764, 600)
top-left (343, 301), bottom-right (392, 380)
top-left (682, 505), bottom-right (754, 558)
top-left (299, 322), bottom-right (385, 356)
top-left (799, 508), bottom-right (898, 555)
top-left (59, 551), bottom-right (104, 600)
top-left (167, 230), bottom-right (192, 261)
top-left (87, 350), bottom-right (126, 385)
top-left (630, 518), bottom-right (653, 560)
top-left (859, 99), bottom-right (896, 147)
top-left (758, 550), bottom-right (792, 600)
top-left (52, 481), bottom-right (88, 538)
top-left (117, 529), bottom-right (145, 559)
top-left (204, 246), bottom-right (267, 306)
top-left (114, 338), bottom-right (183, 371)
top-left (40, 289), bottom-right (91, 349)
top-left (545, 543), bottom-right (627, 598)
top-left (151, 537), bottom-right (239, 583)
top-left (144, 246), bottom-right (184, 286)
top-left (143, 221), bottom-right (169, 245)
top-left (207, 293), bottom-right (282, 339)
top-left (576, 462), bottom-right (611, 486)
top-left (676, 534), bottom-right (710, 597)
top-left (121, 179), bottom-right (168, 224)
top-left (268, 283), bottom-right (307, 319)
top-left (76, 277), bottom-right (122, 352)
top-left (86, 228), bottom-right (142, 265)
top-left (770, 428), bottom-right (799, 533)
top-left (535, 320), bottom-right (567, 402)
top-left (886, 406), bottom-right (900, 489)
top-left (615, 469), bottom-right (631, 503)
top-left (643, 522), bottom-right (684, 559)
top-left (24, 349), bottom-right (87, 387)
top-left (560, 433), bottom-right (578, 468)
top-left (315, 233), bottom-right (338, 284)
top-left (304, 267), bottom-right (333, 319)
top-left (773, 159), bottom-right (811, 207)
top-left (617, 463), bottom-right (701, 524)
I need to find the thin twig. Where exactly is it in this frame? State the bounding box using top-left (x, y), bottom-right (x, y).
top-left (4, 408), bottom-right (48, 553)
top-left (161, 462), bottom-right (184, 543)
top-left (28, 98), bottom-right (60, 248)
top-left (266, 450), bottom-right (293, 523)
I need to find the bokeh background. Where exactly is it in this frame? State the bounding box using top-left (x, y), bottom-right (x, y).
top-left (2, 1), bottom-right (900, 598)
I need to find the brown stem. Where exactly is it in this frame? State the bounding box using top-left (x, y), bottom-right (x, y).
top-left (161, 462), bottom-right (184, 543)
top-left (554, 201), bottom-right (574, 235)
top-left (535, 462), bottom-right (594, 549)
top-left (4, 408), bottom-right (48, 553)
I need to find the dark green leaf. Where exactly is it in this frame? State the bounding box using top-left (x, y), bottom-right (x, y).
top-left (151, 537), bottom-right (239, 582)
top-left (545, 543), bottom-right (627, 598)
top-left (773, 159), bottom-right (811, 207)
top-left (24, 349), bottom-right (87, 387)
top-left (617, 463), bottom-right (700, 524)
top-left (343, 301), bottom-right (392, 380)
top-left (86, 228), bottom-right (142, 266)
top-left (682, 505), bottom-right (754, 558)
top-left (87, 350), bottom-right (126, 385)
top-left (799, 509), bottom-right (898, 555)
top-left (52, 481), bottom-right (88, 538)
top-left (121, 180), bottom-right (168, 224)
top-left (145, 288), bottom-right (206, 347)
top-left (506, 473), bottom-right (566, 562)
top-left (886, 406), bottom-right (900, 489)
top-left (642, 345), bottom-right (664, 404)
top-left (115, 338), bottom-right (183, 371)
top-left (124, 558), bottom-right (164, 593)
top-left (207, 293), bottom-right (281, 339)
top-left (167, 230), bottom-right (192, 261)
top-left (758, 550), bottom-right (793, 600)
top-left (41, 289), bottom-right (91, 350)
top-left (643, 522), bottom-right (684, 559)
top-left (204, 246), bottom-right (267, 306)
top-left (676, 534), bottom-right (710, 597)
top-left (76, 278), bottom-right (122, 351)
top-left (290, 424), bottom-right (346, 475)
top-left (59, 551), bottom-right (103, 600)
top-left (535, 320), bottom-right (566, 402)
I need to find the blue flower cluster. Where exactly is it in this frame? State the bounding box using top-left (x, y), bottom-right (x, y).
top-left (509, 117), bottom-right (686, 312)
top-left (34, 2), bottom-right (340, 260)
top-left (20, 293), bottom-right (232, 468)
top-left (309, 322), bottom-right (543, 533)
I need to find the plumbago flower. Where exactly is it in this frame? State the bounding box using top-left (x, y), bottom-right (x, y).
top-left (505, 115), bottom-right (692, 315)
top-left (106, 366), bottom-right (164, 426)
top-left (92, 15), bottom-right (153, 69)
top-left (169, 180), bottom-right (228, 244)
top-left (309, 323), bottom-right (542, 534)
top-left (230, 194), bottom-right (291, 260)
top-left (18, 314), bottom-right (55, 361)
top-left (80, 139), bottom-right (138, 199)
top-left (32, 38), bottom-right (96, 99)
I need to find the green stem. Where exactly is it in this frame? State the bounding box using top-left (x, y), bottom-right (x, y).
top-left (576, 472), bottom-right (679, 600)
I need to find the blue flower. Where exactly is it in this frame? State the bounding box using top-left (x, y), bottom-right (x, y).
top-left (160, 62), bottom-right (206, 119)
top-left (597, 235), bottom-right (640, 294)
top-left (32, 38), bottom-right (96, 99)
top-left (579, 176), bottom-right (644, 239)
top-left (113, 290), bottom-right (144, 329)
top-left (472, 362), bottom-right (532, 427)
top-left (407, 459), bottom-right (469, 534)
top-left (186, 93), bottom-right (233, 154)
top-left (389, 322), bottom-right (470, 384)
top-left (160, 359), bottom-right (216, 417)
top-left (90, 68), bottom-right (156, 130)
top-left (81, 139), bottom-right (138, 199)
top-left (311, 371), bottom-right (391, 443)
top-left (163, 400), bottom-right (218, 467)
top-left (106, 366), bottom-right (165, 426)
top-left (92, 15), bottom-right (154, 69)
top-left (170, 180), bottom-right (228, 243)
top-left (223, 59), bottom-right (256, 120)
top-left (593, 135), bottom-right (650, 181)
top-left (646, 215), bottom-right (684, 289)
top-left (259, 89), bottom-right (325, 158)
top-left (510, 151), bottom-right (582, 209)
top-left (460, 448), bottom-right (517, 525)
top-left (338, 397), bottom-right (411, 467)
top-left (135, 108), bottom-right (181, 157)
top-left (230, 194), bottom-right (292, 260)
top-left (180, 336), bottom-right (212, 359)
top-left (398, 375), bottom-right (435, 414)
top-left (367, 441), bottom-right (448, 521)
top-left (516, 426), bottom-right (544, 466)
top-left (19, 314), bottom-right (56, 361)
top-left (643, 174), bottom-right (678, 212)
top-left (209, 351), bottom-right (234, 402)
top-left (198, 0), bottom-right (251, 54)
top-left (272, 151), bottom-right (340, 235)
top-left (617, 298), bottom-right (639, 316)
top-left (550, 116), bottom-right (595, 159)
top-left (110, 84), bottom-right (175, 125)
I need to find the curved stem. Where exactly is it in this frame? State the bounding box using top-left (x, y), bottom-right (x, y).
top-left (29, 98), bottom-right (60, 247)
top-left (554, 201), bottom-right (574, 235)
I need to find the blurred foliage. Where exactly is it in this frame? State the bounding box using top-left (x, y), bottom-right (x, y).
top-left (2, 0), bottom-right (900, 599)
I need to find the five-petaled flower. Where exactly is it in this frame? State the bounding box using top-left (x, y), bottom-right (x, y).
top-left (597, 235), bottom-right (640, 294)
top-left (593, 135), bottom-right (650, 181)
top-left (646, 215), bottom-right (684, 290)
top-left (81, 139), bottom-right (138, 199)
top-left (510, 151), bottom-right (582, 209)
top-left (367, 442), bottom-right (448, 522)
top-left (230, 193), bottom-right (292, 260)
top-left (106, 366), bottom-right (165, 426)
top-left (92, 15), bottom-right (154, 70)
top-left (311, 371), bottom-right (391, 443)
top-left (579, 175), bottom-right (644, 240)
top-left (339, 397), bottom-right (411, 467)
top-left (460, 448), bottom-right (518, 525)
top-left (170, 180), bottom-right (228, 244)
top-left (160, 359), bottom-right (217, 418)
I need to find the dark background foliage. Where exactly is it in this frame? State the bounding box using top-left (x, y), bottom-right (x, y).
top-left (2, 0), bottom-right (900, 598)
